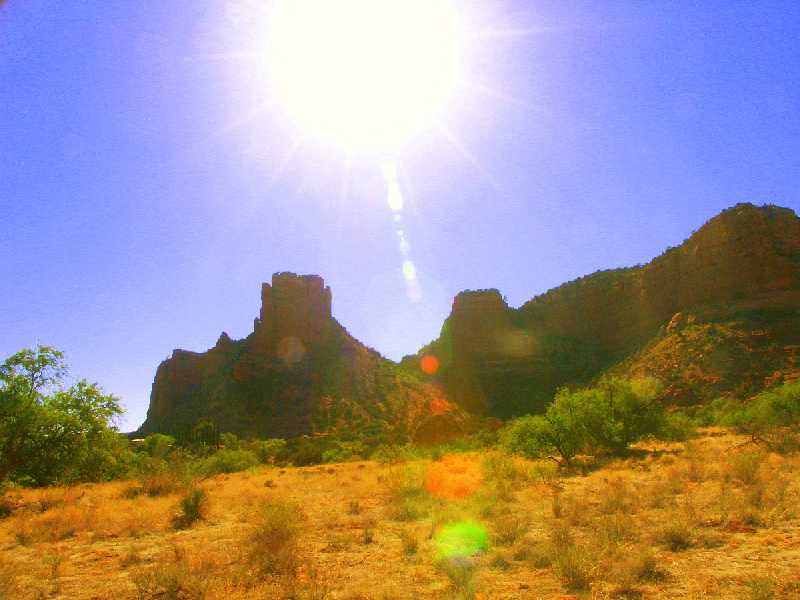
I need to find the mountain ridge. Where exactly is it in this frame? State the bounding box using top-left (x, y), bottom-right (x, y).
top-left (138, 203), bottom-right (800, 437)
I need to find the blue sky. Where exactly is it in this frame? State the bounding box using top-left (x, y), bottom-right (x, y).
top-left (2, 1), bottom-right (798, 431)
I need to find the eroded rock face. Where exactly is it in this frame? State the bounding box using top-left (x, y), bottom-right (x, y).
top-left (410, 204), bottom-right (800, 413)
top-left (252, 273), bottom-right (332, 359)
top-left (138, 273), bottom-right (437, 440)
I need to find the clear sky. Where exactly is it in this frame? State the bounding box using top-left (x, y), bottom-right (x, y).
top-left (2, 1), bottom-right (799, 431)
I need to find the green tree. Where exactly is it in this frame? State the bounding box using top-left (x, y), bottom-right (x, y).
top-left (579, 377), bottom-right (665, 454)
top-left (501, 377), bottom-right (666, 465)
top-left (725, 380), bottom-right (800, 451)
top-left (0, 345), bottom-right (127, 485)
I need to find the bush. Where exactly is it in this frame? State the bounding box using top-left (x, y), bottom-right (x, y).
top-left (249, 438), bottom-right (287, 464)
top-left (135, 457), bottom-right (187, 496)
top-left (322, 440), bottom-right (366, 463)
top-left (194, 449), bottom-right (259, 476)
top-left (247, 500), bottom-right (305, 577)
top-left (660, 521), bottom-right (692, 551)
top-left (172, 487), bottom-right (207, 529)
top-left (400, 530), bottom-right (418, 555)
top-left (725, 381), bottom-right (800, 451)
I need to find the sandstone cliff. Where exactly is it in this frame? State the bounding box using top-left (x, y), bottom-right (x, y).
top-left (404, 204), bottom-right (800, 414)
top-left (137, 273), bottom-right (441, 440)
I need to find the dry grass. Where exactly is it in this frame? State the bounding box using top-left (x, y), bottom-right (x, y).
top-left (0, 431), bottom-right (799, 598)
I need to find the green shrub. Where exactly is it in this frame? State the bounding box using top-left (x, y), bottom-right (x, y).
top-left (725, 381), bottom-right (800, 451)
top-left (219, 432), bottom-right (240, 450)
top-left (249, 438), bottom-right (287, 464)
top-left (660, 411), bottom-right (696, 441)
top-left (172, 487), bottom-right (207, 530)
top-left (194, 449), bottom-right (259, 476)
top-left (141, 434), bottom-right (176, 459)
top-left (322, 440), bottom-right (366, 463)
top-left (286, 437), bottom-right (326, 466)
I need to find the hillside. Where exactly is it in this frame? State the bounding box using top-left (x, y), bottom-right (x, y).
top-left (403, 203), bottom-right (800, 416)
top-left (137, 273), bottom-right (448, 441)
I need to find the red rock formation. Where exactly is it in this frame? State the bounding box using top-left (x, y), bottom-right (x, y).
top-left (414, 204), bottom-right (800, 413)
top-left (138, 273), bottom-right (440, 440)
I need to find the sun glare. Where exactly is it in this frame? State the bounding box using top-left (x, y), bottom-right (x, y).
top-left (267, 0), bottom-right (464, 152)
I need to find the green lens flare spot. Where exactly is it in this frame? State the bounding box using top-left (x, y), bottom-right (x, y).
top-left (435, 521), bottom-right (488, 559)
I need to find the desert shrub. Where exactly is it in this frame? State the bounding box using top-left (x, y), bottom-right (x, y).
top-left (597, 514), bottom-right (639, 546)
top-left (724, 381), bottom-right (800, 451)
top-left (489, 553), bottom-right (511, 571)
top-left (436, 558), bottom-right (478, 600)
top-left (247, 500), bottom-right (305, 577)
top-left (660, 521), bottom-right (692, 551)
top-left (549, 521), bottom-right (574, 552)
top-left (287, 437), bottom-right (326, 466)
top-left (660, 411), bottom-right (696, 441)
top-left (745, 577), bottom-right (778, 600)
top-left (726, 451), bottom-right (764, 485)
top-left (399, 530), bottom-right (418, 555)
top-left (194, 448), bottom-right (259, 476)
top-left (249, 438), bottom-right (287, 464)
top-left (371, 444), bottom-right (416, 464)
top-left (172, 487), bottom-right (207, 529)
top-left (140, 434), bottom-right (176, 459)
top-left (322, 440), bottom-right (367, 463)
top-left (554, 547), bottom-right (593, 591)
top-left (0, 498), bottom-right (12, 519)
top-left (613, 548), bottom-right (664, 584)
top-left (362, 524), bottom-right (375, 544)
top-left (519, 542), bottom-right (552, 568)
top-left (219, 432), bottom-right (240, 450)
top-left (389, 499), bottom-right (424, 522)
top-left (132, 559), bottom-right (208, 600)
top-left (493, 515), bottom-right (528, 546)
top-left (481, 451), bottom-right (525, 483)
top-left (598, 478), bottom-right (637, 515)
top-left (134, 456), bottom-right (188, 496)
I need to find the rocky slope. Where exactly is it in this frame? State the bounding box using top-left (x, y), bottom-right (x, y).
top-left (403, 203), bottom-right (800, 415)
top-left (137, 273), bottom-right (448, 441)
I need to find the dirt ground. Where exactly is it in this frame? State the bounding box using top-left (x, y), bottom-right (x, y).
top-left (1, 430), bottom-right (799, 599)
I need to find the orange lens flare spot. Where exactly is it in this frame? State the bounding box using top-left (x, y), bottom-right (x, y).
top-left (420, 354), bottom-right (439, 375)
top-left (425, 454), bottom-right (482, 500)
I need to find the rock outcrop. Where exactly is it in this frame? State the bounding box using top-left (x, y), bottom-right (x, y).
top-left (404, 204), bottom-right (800, 414)
top-left (140, 204), bottom-right (800, 438)
top-left (138, 273), bottom-right (439, 440)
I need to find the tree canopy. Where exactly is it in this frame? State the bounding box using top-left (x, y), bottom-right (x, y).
top-left (0, 345), bottom-right (129, 485)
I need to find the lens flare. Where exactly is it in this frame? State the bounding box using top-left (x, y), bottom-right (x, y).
top-left (434, 521), bottom-right (488, 559)
top-left (421, 354), bottom-right (440, 375)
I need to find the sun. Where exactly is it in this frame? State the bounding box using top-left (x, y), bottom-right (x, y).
top-left (266, 0), bottom-right (464, 153)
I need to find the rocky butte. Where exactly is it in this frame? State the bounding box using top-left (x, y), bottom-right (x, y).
top-left (137, 273), bottom-right (445, 441)
top-left (404, 203), bottom-right (800, 416)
